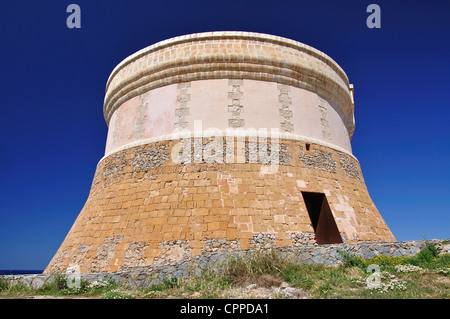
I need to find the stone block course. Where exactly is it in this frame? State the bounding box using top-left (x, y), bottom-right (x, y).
top-left (45, 137), bottom-right (394, 273)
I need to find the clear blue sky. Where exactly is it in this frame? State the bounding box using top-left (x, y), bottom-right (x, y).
top-left (0, 0), bottom-right (449, 270)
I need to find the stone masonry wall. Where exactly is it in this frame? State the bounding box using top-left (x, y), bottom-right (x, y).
top-left (44, 137), bottom-right (395, 274)
top-left (5, 240), bottom-right (449, 290)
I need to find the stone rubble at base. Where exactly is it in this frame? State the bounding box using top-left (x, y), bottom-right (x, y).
top-left (4, 239), bottom-right (448, 290)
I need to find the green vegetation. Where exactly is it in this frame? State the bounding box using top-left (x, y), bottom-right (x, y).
top-left (339, 242), bottom-right (449, 270)
top-left (0, 274), bottom-right (122, 299)
top-left (1, 243), bottom-right (448, 299)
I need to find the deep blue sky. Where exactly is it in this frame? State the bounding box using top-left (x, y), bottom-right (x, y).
top-left (0, 0), bottom-right (449, 270)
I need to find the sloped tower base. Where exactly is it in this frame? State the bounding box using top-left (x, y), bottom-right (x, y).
top-left (45, 137), bottom-right (394, 273)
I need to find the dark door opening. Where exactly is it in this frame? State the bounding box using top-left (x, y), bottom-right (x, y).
top-left (301, 192), bottom-right (343, 245)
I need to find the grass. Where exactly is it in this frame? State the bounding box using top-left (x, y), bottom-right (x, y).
top-left (1, 243), bottom-right (449, 299)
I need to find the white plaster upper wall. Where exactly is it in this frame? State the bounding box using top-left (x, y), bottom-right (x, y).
top-left (290, 87), bottom-right (352, 152)
top-left (242, 80), bottom-right (280, 133)
top-left (104, 110), bottom-right (118, 155)
top-left (104, 84), bottom-right (178, 155)
top-left (188, 79), bottom-right (229, 133)
top-left (326, 101), bottom-right (352, 152)
top-left (104, 95), bottom-right (140, 155)
top-left (104, 79), bottom-right (352, 156)
top-left (143, 84), bottom-right (177, 138)
top-left (290, 88), bottom-right (323, 140)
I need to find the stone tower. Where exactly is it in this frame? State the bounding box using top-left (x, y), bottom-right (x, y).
top-left (45, 32), bottom-right (395, 274)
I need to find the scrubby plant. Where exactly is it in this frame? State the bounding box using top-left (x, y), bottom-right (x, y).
top-left (221, 250), bottom-right (291, 286)
top-left (337, 250), bottom-right (366, 269)
top-left (412, 243), bottom-right (440, 265)
top-left (38, 273), bottom-right (68, 295)
top-left (147, 277), bottom-right (179, 292)
top-left (0, 277), bottom-right (10, 292)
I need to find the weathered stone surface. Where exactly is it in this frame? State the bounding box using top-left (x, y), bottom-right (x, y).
top-left (131, 145), bottom-right (169, 172)
top-left (338, 153), bottom-right (361, 181)
top-left (46, 136), bottom-right (396, 274)
top-left (7, 239), bottom-right (448, 291)
top-left (299, 147), bottom-right (337, 173)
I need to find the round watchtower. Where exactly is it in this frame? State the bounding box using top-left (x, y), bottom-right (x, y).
top-left (45, 32), bottom-right (395, 274)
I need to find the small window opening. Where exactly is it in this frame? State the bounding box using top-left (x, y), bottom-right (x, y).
top-left (301, 192), bottom-right (343, 244)
top-left (305, 143), bottom-right (311, 151)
